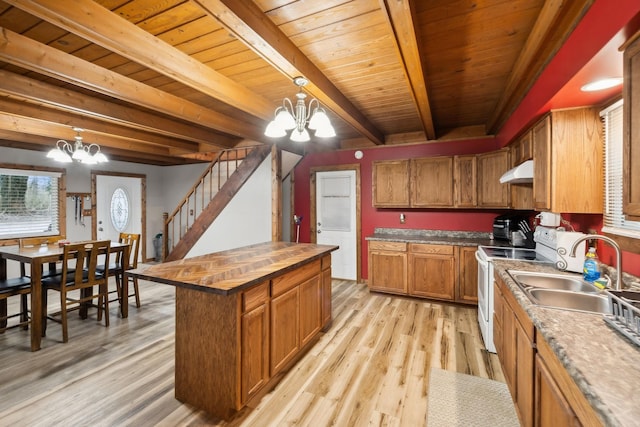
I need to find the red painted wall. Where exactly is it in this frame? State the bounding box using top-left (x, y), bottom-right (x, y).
top-left (294, 139), bottom-right (512, 279)
top-left (292, 0), bottom-right (640, 280)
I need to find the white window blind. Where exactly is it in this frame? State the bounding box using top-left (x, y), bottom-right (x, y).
top-left (601, 100), bottom-right (640, 237)
top-left (0, 168), bottom-right (61, 239)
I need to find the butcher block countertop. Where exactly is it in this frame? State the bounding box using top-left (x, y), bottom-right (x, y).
top-left (128, 241), bottom-right (338, 295)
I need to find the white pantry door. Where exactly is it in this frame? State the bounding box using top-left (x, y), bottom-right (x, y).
top-left (96, 175), bottom-right (142, 250)
top-left (315, 170), bottom-right (356, 280)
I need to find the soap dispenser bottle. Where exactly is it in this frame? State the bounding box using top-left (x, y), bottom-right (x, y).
top-left (583, 247), bottom-right (601, 282)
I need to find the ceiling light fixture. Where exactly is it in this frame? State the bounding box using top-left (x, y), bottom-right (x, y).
top-left (46, 127), bottom-right (108, 164)
top-left (580, 77), bottom-right (623, 92)
top-left (264, 76), bottom-right (336, 142)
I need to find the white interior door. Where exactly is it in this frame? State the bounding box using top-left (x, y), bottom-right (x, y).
top-left (316, 170), bottom-right (356, 280)
top-left (96, 175), bottom-right (142, 256)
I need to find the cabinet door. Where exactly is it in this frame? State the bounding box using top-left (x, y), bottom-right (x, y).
top-left (456, 246), bottom-right (478, 304)
top-left (533, 116), bottom-right (551, 210)
top-left (372, 160), bottom-right (410, 207)
top-left (454, 155), bottom-right (477, 207)
top-left (624, 36), bottom-right (640, 218)
top-left (299, 274), bottom-right (322, 348)
top-left (492, 282), bottom-right (504, 356)
top-left (368, 242), bottom-right (407, 294)
top-left (270, 286), bottom-right (299, 375)
top-left (241, 303), bottom-right (269, 404)
top-left (515, 317), bottom-right (535, 427)
top-left (502, 302), bottom-right (517, 397)
top-left (477, 149), bottom-right (510, 207)
top-left (411, 157), bottom-right (454, 207)
top-left (408, 245), bottom-right (455, 300)
top-left (535, 354), bottom-right (579, 427)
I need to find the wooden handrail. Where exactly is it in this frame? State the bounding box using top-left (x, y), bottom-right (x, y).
top-left (162, 146), bottom-right (255, 259)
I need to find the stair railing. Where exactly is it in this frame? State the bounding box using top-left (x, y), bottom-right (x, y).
top-left (163, 146), bottom-right (254, 258)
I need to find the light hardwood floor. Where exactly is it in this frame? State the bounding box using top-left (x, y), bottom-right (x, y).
top-left (0, 276), bottom-right (504, 426)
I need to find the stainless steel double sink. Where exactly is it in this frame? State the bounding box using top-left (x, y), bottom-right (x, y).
top-left (507, 270), bottom-right (611, 314)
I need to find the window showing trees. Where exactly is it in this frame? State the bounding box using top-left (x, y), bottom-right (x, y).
top-left (0, 167), bottom-right (62, 239)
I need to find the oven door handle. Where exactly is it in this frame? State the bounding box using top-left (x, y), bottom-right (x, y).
top-left (475, 250), bottom-right (488, 267)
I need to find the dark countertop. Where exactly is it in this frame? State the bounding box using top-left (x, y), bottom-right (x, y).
top-left (493, 259), bottom-right (640, 427)
top-left (128, 241), bottom-right (338, 295)
top-left (366, 227), bottom-right (508, 247)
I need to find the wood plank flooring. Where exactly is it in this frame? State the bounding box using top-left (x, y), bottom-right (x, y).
top-left (0, 275), bottom-right (504, 426)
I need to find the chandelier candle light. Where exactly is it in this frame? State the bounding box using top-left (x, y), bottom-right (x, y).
top-left (46, 127), bottom-right (108, 164)
top-left (264, 76), bottom-right (336, 142)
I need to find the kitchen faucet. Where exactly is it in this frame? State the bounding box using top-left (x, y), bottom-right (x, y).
top-left (570, 235), bottom-right (623, 290)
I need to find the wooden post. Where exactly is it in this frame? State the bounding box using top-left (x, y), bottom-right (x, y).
top-left (162, 212), bottom-right (169, 262)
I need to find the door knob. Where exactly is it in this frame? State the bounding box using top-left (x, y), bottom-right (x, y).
top-left (317, 230), bottom-right (322, 234)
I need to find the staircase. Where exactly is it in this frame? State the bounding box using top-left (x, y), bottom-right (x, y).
top-left (162, 145), bottom-right (271, 261)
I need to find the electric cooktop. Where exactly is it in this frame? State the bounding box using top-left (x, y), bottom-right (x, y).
top-left (478, 246), bottom-right (553, 262)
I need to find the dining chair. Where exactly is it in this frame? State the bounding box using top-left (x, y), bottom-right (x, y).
top-left (19, 235), bottom-right (66, 279)
top-left (0, 276), bottom-right (31, 333)
top-left (42, 240), bottom-right (111, 343)
top-left (98, 233), bottom-right (141, 308)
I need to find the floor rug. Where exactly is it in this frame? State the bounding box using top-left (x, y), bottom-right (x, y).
top-left (426, 368), bottom-right (519, 427)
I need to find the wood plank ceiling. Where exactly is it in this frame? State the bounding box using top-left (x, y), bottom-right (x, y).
top-left (0, 0), bottom-right (593, 165)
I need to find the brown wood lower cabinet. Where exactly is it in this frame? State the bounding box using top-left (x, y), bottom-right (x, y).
top-left (494, 274), bottom-right (602, 427)
top-left (457, 246), bottom-right (478, 303)
top-left (409, 244), bottom-right (455, 299)
top-left (495, 275), bottom-right (536, 427)
top-left (368, 241), bottom-right (477, 304)
top-left (535, 353), bottom-right (579, 426)
top-left (240, 282), bottom-right (269, 404)
top-left (368, 241), bottom-right (408, 294)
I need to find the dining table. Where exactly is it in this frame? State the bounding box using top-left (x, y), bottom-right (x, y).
top-left (0, 240), bottom-right (130, 351)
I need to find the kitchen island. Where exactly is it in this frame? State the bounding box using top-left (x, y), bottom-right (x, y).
top-left (127, 241), bottom-right (338, 420)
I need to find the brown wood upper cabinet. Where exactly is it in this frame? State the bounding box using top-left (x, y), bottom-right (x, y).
top-left (454, 155), bottom-right (477, 207)
top-left (532, 108), bottom-right (603, 213)
top-left (411, 157), bottom-right (454, 207)
top-left (623, 36), bottom-right (640, 219)
top-left (477, 149), bottom-right (510, 208)
top-left (373, 149), bottom-right (510, 209)
top-left (372, 159), bottom-right (410, 207)
top-left (510, 132), bottom-right (534, 210)
top-left (513, 130), bottom-right (534, 164)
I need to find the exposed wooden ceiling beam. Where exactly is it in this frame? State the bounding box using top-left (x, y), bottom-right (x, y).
top-left (0, 113), bottom-right (176, 157)
top-left (380, 0), bottom-right (435, 140)
top-left (0, 97), bottom-right (199, 154)
top-left (0, 70), bottom-right (241, 149)
top-left (6, 0), bottom-right (276, 121)
top-left (193, 0), bottom-right (386, 145)
top-left (0, 130), bottom-right (198, 166)
top-left (486, 0), bottom-right (594, 134)
top-left (0, 27), bottom-right (265, 143)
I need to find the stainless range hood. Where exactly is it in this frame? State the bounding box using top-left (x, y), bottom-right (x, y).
top-left (499, 160), bottom-right (534, 184)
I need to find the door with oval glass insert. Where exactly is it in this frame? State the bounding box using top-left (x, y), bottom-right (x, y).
top-left (96, 175), bottom-right (142, 258)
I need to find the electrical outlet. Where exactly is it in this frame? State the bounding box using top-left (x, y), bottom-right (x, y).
top-left (400, 213), bottom-right (406, 224)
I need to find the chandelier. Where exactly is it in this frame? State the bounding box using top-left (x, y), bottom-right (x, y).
top-left (46, 127), bottom-right (108, 164)
top-left (264, 76), bottom-right (336, 142)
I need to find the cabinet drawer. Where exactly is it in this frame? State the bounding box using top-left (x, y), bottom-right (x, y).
top-left (272, 259), bottom-right (321, 297)
top-left (409, 243), bottom-right (454, 255)
top-left (369, 241), bottom-right (407, 252)
top-left (242, 281), bottom-right (269, 313)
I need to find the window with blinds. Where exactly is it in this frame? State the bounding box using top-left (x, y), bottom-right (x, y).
top-left (0, 167), bottom-right (62, 239)
top-left (601, 100), bottom-right (640, 236)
